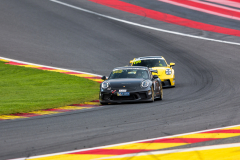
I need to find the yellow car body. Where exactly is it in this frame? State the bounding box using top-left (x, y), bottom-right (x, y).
top-left (130, 56), bottom-right (175, 87)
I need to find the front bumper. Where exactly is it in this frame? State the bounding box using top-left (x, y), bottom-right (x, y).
top-left (153, 73), bottom-right (175, 87)
top-left (161, 78), bottom-right (175, 87)
top-left (99, 90), bottom-right (153, 103)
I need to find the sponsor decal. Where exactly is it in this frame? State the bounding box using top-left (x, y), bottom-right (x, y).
top-left (133, 60), bottom-right (141, 64)
top-left (119, 89), bottom-right (127, 92)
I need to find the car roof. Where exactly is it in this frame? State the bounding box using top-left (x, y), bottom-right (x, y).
top-left (113, 66), bottom-right (149, 71)
top-left (134, 56), bottom-right (164, 61)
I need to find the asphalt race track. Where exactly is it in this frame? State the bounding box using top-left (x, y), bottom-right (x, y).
top-left (1, 0), bottom-right (240, 159)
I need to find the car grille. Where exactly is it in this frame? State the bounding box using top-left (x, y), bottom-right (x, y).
top-left (102, 92), bottom-right (148, 101)
top-left (103, 94), bottom-right (111, 100)
top-left (139, 93), bottom-right (147, 99)
top-left (162, 80), bottom-right (171, 86)
top-left (112, 94), bottom-right (135, 100)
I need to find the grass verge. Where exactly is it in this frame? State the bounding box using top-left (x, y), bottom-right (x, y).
top-left (0, 61), bottom-right (100, 115)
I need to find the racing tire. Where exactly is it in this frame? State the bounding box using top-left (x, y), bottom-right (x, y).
top-left (100, 102), bottom-right (108, 105)
top-left (158, 83), bottom-right (163, 100)
top-left (151, 86), bottom-right (154, 102)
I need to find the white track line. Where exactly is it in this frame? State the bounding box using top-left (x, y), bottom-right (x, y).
top-left (0, 56), bottom-right (102, 77)
top-left (10, 123), bottom-right (240, 160)
top-left (50, 0), bottom-right (240, 46)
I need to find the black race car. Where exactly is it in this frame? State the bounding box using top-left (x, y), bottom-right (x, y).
top-left (99, 66), bottom-right (163, 105)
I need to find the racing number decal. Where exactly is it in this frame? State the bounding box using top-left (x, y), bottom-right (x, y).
top-left (133, 60), bottom-right (141, 65)
top-left (113, 70), bottom-right (123, 74)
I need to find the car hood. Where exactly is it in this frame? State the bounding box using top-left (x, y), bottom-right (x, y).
top-left (106, 78), bottom-right (144, 88)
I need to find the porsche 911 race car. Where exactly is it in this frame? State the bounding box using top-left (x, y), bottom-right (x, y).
top-left (130, 56), bottom-right (175, 87)
top-left (99, 66), bottom-right (163, 105)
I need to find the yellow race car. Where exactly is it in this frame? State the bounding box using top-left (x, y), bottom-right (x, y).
top-left (130, 56), bottom-right (175, 87)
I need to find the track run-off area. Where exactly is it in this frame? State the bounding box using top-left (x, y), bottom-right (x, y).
top-left (1, 0), bottom-right (240, 159)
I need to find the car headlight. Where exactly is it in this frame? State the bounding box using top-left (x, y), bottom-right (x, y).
top-left (166, 69), bottom-right (172, 75)
top-left (141, 80), bottom-right (149, 88)
top-left (101, 82), bottom-right (109, 89)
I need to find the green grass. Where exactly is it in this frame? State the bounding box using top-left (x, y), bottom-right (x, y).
top-left (0, 61), bottom-right (100, 115)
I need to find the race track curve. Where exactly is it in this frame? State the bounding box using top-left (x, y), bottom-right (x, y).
top-left (1, 0), bottom-right (240, 159)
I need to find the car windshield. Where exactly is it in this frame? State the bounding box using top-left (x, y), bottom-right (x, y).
top-left (132, 59), bottom-right (167, 67)
top-left (108, 69), bottom-right (149, 79)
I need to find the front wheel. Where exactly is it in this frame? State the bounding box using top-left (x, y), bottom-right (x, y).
top-left (151, 86), bottom-right (154, 102)
top-left (157, 83), bottom-right (163, 100)
top-left (159, 83), bottom-right (163, 100)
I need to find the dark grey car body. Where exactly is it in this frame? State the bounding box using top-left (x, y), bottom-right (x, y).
top-left (99, 66), bottom-right (163, 104)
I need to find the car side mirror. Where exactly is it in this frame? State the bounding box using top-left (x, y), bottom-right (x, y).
top-left (153, 75), bottom-right (158, 79)
top-left (170, 62), bottom-right (175, 67)
top-left (149, 69), bottom-right (158, 73)
top-left (101, 76), bottom-right (107, 80)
